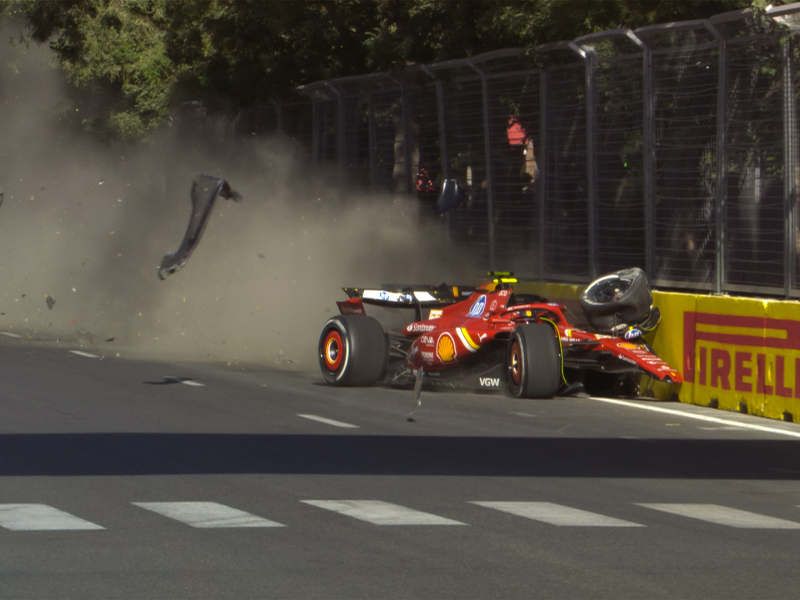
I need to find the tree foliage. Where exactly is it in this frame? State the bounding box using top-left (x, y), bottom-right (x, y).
top-left (2, 0), bottom-right (754, 141)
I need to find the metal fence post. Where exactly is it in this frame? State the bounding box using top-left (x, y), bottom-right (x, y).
top-left (538, 69), bottom-right (548, 279)
top-left (705, 21), bottom-right (727, 295)
top-left (627, 31), bottom-right (654, 281)
top-left (391, 78), bottom-right (414, 195)
top-left (585, 48), bottom-right (598, 280)
top-left (434, 79), bottom-right (449, 181)
top-left (784, 37), bottom-right (798, 297)
top-left (468, 60), bottom-right (497, 271)
top-left (428, 70), bottom-right (451, 239)
top-left (570, 42), bottom-right (597, 279)
top-left (324, 82), bottom-right (347, 173)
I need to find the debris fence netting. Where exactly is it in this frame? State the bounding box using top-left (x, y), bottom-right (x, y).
top-left (222, 5), bottom-right (800, 298)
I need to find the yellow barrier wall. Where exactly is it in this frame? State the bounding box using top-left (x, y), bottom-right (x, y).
top-left (518, 281), bottom-right (800, 421)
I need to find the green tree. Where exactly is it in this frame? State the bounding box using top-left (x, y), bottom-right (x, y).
top-left (2, 0), bottom-right (755, 141)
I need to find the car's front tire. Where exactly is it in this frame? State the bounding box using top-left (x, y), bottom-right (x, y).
top-left (319, 315), bottom-right (387, 386)
top-left (579, 267), bottom-right (652, 332)
top-left (507, 323), bottom-right (561, 399)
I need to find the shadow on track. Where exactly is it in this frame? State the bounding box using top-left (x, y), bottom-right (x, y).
top-left (0, 433), bottom-right (798, 479)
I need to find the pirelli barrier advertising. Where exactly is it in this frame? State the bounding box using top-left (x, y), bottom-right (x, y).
top-left (521, 281), bottom-right (800, 422)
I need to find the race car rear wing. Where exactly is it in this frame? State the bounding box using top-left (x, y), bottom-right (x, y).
top-left (338, 284), bottom-right (475, 321)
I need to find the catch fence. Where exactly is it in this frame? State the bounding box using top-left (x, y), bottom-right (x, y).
top-left (247, 4), bottom-right (800, 298)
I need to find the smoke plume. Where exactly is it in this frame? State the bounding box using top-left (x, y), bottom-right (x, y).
top-left (0, 29), bottom-right (471, 372)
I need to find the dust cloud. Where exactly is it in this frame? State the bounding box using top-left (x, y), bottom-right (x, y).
top-left (0, 29), bottom-right (474, 372)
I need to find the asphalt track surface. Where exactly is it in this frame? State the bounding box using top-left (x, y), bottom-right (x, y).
top-left (2, 338), bottom-right (800, 599)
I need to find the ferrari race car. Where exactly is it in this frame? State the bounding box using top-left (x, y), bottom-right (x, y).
top-left (317, 268), bottom-right (682, 402)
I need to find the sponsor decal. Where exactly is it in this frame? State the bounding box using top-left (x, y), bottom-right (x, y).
top-left (490, 300), bottom-right (498, 311)
top-left (340, 306), bottom-right (364, 315)
top-left (336, 301), bottom-right (365, 315)
top-left (420, 335), bottom-right (435, 345)
top-left (414, 291), bottom-right (436, 302)
top-left (467, 295), bottom-right (486, 317)
top-left (479, 377), bottom-right (501, 387)
top-left (437, 332), bottom-right (457, 362)
top-left (456, 327), bottom-right (481, 352)
top-left (429, 309), bottom-right (443, 319)
top-left (618, 342), bottom-right (641, 350)
top-left (421, 351), bottom-right (435, 361)
top-left (624, 328), bottom-right (644, 341)
top-left (683, 312), bottom-right (800, 396)
top-left (365, 290), bottom-right (412, 303)
top-left (561, 328), bottom-right (587, 343)
top-left (406, 323), bottom-right (436, 333)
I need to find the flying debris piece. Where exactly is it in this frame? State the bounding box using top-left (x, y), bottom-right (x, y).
top-left (45, 295), bottom-right (56, 310)
top-left (0, 188), bottom-right (4, 208)
top-left (157, 174), bottom-right (242, 280)
top-left (69, 350), bottom-right (101, 359)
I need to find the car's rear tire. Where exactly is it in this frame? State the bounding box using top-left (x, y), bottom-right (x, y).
top-left (580, 267), bottom-right (652, 332)
top-left (507, 323), bottom-right (561, 399)
top-left (319, 315), bottom-right (387, 386)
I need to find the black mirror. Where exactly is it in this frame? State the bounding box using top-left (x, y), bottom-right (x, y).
top-left (436, 179), bottom-right (465, 215)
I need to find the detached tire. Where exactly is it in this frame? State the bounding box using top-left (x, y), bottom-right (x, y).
top-left (318, 315), bottom-right (388, 386)
top-left (507, 323), bottom-right (561, 399)
top-left (580, 268), bottom-right (652, 331)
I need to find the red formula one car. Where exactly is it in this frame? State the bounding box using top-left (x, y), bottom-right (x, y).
top-left (318, 269), bottom-right (682, 403)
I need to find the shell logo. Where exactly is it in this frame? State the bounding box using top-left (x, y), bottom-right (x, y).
top-left (619, 342), bottom-right (641, 350)
top-left (436, 332), bottom-right (457, 362)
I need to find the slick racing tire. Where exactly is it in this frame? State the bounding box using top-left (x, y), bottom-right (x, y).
top-left (319, 315), bottom-right (388, 386)
top-left (579, 267), bottom-right (652, 332)
top-left (507, 323), bottom-right (561, 399)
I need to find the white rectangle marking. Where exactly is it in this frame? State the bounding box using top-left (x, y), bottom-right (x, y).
top-left (69, 350), bottom-right (100, 359)
top-left (303, 500), bottom-right (465, 526)
top-left (0, 504), bottom-right (104, 531)
top-left (297, 414), bottom-right (359, 428)
top-left (639, 504), bottom-right (800, 529)
top-left (132, 502), bottom-right (284, 528)
top-left (472, 501), bottom-right (643, 527)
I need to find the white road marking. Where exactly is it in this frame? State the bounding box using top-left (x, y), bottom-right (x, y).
top-left (0, 332), bottom-right (22, 338)
top-left (297, 414), bottom-right (359, 428)
top-left (162, 376), bottom-right (206, 387)
top-left (696, 426), bottom-right (742, 431)
top-left (0, 504), bottom-right (104, 531)
top-left (180, 380), bottom-right (206, 387)
top-left (302, 500), bottom-right (466, 526)
top-left (69, 350), bottom-right (101, 359)
top-left (638, 504), bottom-right (800, 529)
top-left (132, 502), bottom-right (284, 528)
top-left (472, 501), bottom-right (644, 527)
top-left (589, 396), bottom-right (800, 439)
